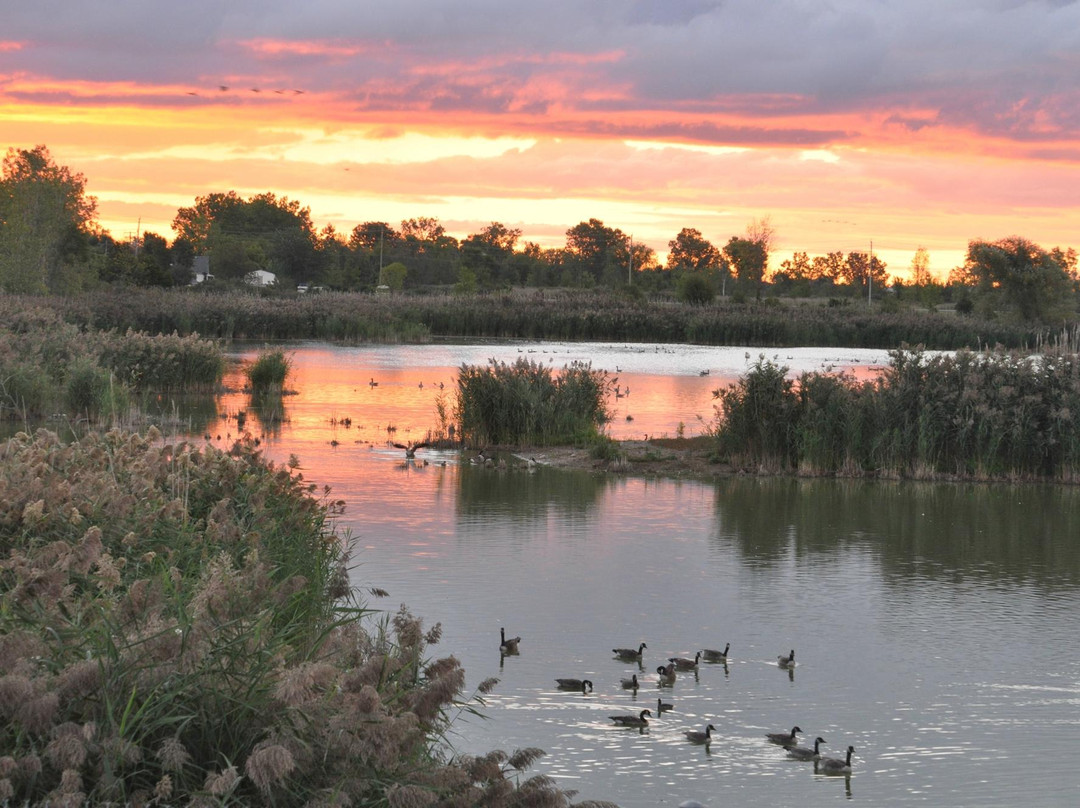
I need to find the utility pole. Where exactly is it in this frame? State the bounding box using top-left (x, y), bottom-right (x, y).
top-left (378, 224), bottom-right (385, 286)
top-left (628, 234), bottom-right (633, 284)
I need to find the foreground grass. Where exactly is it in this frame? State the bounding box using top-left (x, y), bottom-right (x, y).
top-left (0, 429), bottom-right (601, 807)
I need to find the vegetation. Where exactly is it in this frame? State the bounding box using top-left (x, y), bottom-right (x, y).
top-left (0, 307), bottom-right (224, 423)
top-left (3, 288), bottom-right (1053, 351)
top-left (0, 430), bottom-right (600, 807)
top-left (245, 349), bottom-right (292, 393)
top-left (455, 358), bottom-right (612, 446)
top-left (712, 348), bottom-right (1080, 481)
top-left (3, 146), bottom-right (1076, 330)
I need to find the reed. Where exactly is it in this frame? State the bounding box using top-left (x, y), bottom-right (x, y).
top-left (455, 357), bottom-right (612, 446)
top-left (0, 429), bottom-right (574, 806)
top-left (2, 288), bottom-right (1051, 350)
top-left (712, 348), bottom-right (1080, 481)
top-left (245, 348), bottom-right (292, 393)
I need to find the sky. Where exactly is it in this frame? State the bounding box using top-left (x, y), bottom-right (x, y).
top-left (3, 0), bottom-right (1079, 278)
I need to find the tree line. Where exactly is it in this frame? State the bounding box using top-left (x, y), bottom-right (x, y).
top-left (2, 145), bottom-right (1077, 322)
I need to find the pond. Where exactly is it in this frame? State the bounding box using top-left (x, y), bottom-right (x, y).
top-left (192, 341), bottom-right (1079, 808)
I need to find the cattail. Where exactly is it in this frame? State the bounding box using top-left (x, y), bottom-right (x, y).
top-left (245, 743), bottom-right (295, 795)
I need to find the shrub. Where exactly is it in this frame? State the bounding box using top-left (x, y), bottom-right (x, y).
top-left (455, 358), bottom-right (612, 446)
top-left (246, 349), bottom-right (292, 392)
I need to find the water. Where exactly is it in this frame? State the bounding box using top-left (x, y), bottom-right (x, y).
top-left (192, 341), bottom-right (1080, 807)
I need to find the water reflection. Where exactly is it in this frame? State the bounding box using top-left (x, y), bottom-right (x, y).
top-left (456, 464), bottom-right (607, 522)
top-left (713, 477), bottom-right (1080, 586)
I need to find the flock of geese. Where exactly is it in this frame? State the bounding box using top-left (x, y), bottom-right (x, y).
top-left (501, 631), bottom-right (857, 781)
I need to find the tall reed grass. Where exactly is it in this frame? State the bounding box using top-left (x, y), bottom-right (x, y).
top-left (245, 349), bottom-right (292, 393)
top-left (0, 429), bottom-right (584, 806)
top-left (2, 288), bottom-right (1050, 350)
top-left (713, 348), bottom-right (1080, 481)
top-left (455, 358), bottom-right (612, 446)
top-left (0, 308), bottom-right (224, 423)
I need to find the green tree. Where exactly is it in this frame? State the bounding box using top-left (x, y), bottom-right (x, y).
top-left (565, 218), bottom-right (629, 286)
top-left (667, 227), bottom-right (721, 270)
top-left (964, 236), bottom-right (1076, 322)
top-left (0, 145), bottom-right (98, 294)
top-left (677, 271), bottom-right (716, 304)
top-left (910, 246), bottom-right (931, 286)
top-left (381, 261), bottom-right (408, 291)
top-left (723, 237), bottom-right (767, 300)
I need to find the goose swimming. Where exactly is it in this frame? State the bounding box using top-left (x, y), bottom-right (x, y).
top-left (766, 726), bottom-right (803, 747)
top-left (817, 745), bottom-right (855, 775)
top-left (392, 441), bottom-right (430, 459)
top-left (499, 627), bottom-right (520, 655)
top-left (620, 673), bottom-right (640, 690)
top-left (778, 649), bottom-right (796, 669)
top-left (610, 709), bottom-right (651, 728)
top-left (668, 651), bottom-right (702, 671)
top-left (657, 663), bottom-right (677, 686)
top-left (684, 723), bottom-right (717, 744)
top-left (787, 737), bottom-right (826, 761)
top-left (702, 643), bottom-right (730, 663)
top-left (555, 678), bottom-right (593, 692)
top-left (613, 642), bottom-right (647, 661)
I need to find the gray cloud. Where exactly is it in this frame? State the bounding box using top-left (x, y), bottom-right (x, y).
top-left (2, 0), bottom-right (1079, 140)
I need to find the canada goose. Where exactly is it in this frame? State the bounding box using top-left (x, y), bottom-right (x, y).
top-left (817, 745), bottom-right (855, 775)
top-left (766, 726), bottom-right (803, 746)
top-left (620, 674), bottom-right (640, 690)
top-left (499, 627), bottom-right (520, 655)
top-left (555, 678), bottom-right (593, 692)
top-left (684, 723), bottom-right (717, 744)
top-left (702, 643), bottom-right (730, 663)
top-left (657, 663), bottom-right (677, 686)
top-left (369, 378), bottom-right (378, 387)
top-left (657, 697), bottom-right (674, 714)
top-left (787, 737), bottom-right (826, 761)
top-left (668, 651), bottom-right (702, 671)
top-left (392, 441), bottom-right (430, 459)
top-left (610, 709), bottom-right (651, 728)
top-left (778, 649), bottom-right (796, 668)
top-left (613, 642), bottom-right (646, 661)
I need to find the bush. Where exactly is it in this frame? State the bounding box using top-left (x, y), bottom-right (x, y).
top-left (455, 358), bottom-right (612, 446)
top-left (246, 349), bottom-right (292, 392)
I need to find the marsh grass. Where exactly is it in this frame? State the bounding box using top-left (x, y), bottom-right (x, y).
top-left (0, 308), bottom-right (224, 424)
top-left (245, 349), bottom-right (292, 393)
top-left (3, 288), bottom-right (1050, 350)
top-left (455, 358), bottom-right (612, 447)
top-left (713, 348), bottom-right (1080, 480)
top-left (0, 429), bottom-right (583, 806)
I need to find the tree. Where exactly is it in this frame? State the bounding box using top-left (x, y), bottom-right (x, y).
top-left (723, 217), bottom-right (774, 300)
top-left (565, 218), bottom-right (628, 285)
top-left (174, 191), bottom-right (319, 285)
top-left (667, 228), bottom-right (721, 270)
top-left (964, 236), bottom-right (1076, 322)
top-left (910, 247), bottom-right (931, 286)
top-left (0, 145), bottom-right (98, 293)
top-left (677, 272), bottom-right (716, 305)
top-left (723, 237), bottom-right (768, 300)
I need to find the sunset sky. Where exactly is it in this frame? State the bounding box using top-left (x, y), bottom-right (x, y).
top-left (3, 0), bottom-right (1079, 277)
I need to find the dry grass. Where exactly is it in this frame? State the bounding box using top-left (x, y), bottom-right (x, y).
top-left (0, 428), bottom-right (584, 806)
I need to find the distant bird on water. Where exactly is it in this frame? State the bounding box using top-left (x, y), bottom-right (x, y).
top-left (702, 643), bottom-right (730, 663)
top-left (610, 709), bottom-right (651, 728)
top-left (817, 745), bottom-right (855, 775)
top-left (499, 627), bottom-right (520, 655)
top-left (555, 678), bottom-right (593, 692)
top-left (613, 642), bottom-right (646, 661)
top-left (766, 726), bottom-right (803, 747)
top-left (778, 649), bottom-right (796, 669)
top-left (684, 723), bottom-right (716, 744)
top-left (787, 737), bottom-right (827, 761)
top-left (369, 378), bottom-right (378, 387)
top-left (668, 651), bottom-right (701, 671)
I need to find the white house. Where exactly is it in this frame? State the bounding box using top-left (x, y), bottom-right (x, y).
top-left (245, 269), bottom-right (277, 287)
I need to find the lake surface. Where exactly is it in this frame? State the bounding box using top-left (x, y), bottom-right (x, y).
top-left (192, 341), bottom-right (1080, 808)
